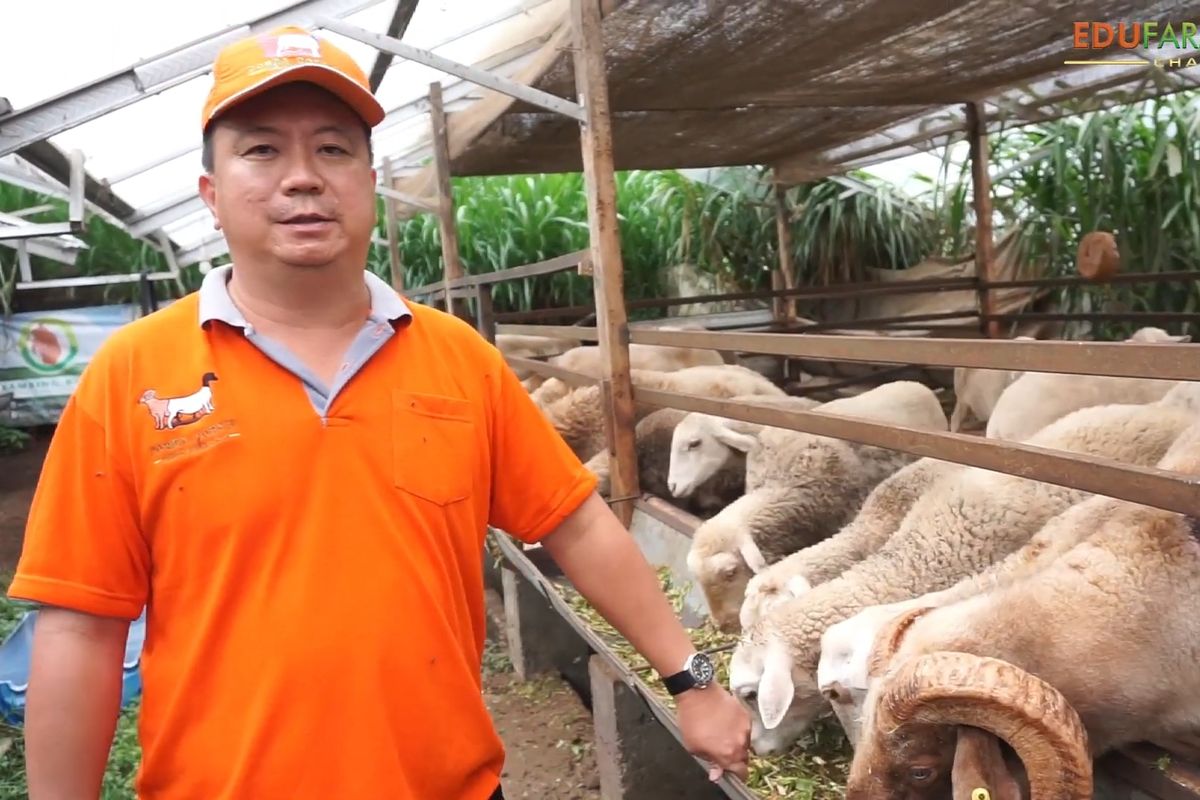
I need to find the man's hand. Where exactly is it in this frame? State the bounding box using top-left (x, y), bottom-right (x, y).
top-left (675, 684), bottom-right (752, 782)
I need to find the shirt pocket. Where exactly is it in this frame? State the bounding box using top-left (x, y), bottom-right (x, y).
top-left (392, 389), bottom-right (477, 506)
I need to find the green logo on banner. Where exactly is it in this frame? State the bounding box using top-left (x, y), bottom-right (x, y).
top-left (18, 318), bottom-right (79, 374)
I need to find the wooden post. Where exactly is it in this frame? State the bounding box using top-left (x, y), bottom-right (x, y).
top-left (571, 0), bottom-right (639, 527)
top-left (381, 157), bottom-right (404, 291)
top-left (429, 81), bottom-right (465, 318)
top-left (475, 284), bottom-right (496, 344)
top-left (966, 102), bottom-right (1000, 339)
top-left (772, 180), bottom-right (796, 326)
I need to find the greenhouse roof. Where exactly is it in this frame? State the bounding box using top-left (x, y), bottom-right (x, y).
top-left (2, 0), bottom-right (1199, 273)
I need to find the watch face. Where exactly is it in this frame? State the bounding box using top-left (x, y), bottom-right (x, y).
top-left (690, 652), bottom-right (716, 684)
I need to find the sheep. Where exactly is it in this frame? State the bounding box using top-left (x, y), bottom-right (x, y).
top-left (668, 380), bottom-right (948, 499)
top-left (726, 398), bottom-right (1199, 757)
top-left (816, 489), bottom-right (1122, 747)
top-left (947, 336), bottom-right (1032, 432)
top-left (496, 333), bottom-right (580, 385)
top-left (819, 378), bottom-right (1200, 745)
top-left (985, 326), bottom-right (1191, 441)
top-left (682, 382), bottom-right (950, 634)
top-left (529, 337), bottom-right (730, 407)
top-left (842, 419), bottom-right (1200, 800)
top-left (584, 396), bottom-right (821, 517)
top-left (542, 364), bottom-right (785, 463)
top-left (739, 456), bottom-right (961, 632)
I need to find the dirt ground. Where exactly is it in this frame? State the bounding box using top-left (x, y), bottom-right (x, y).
top-left (0, 430), bottom-right (601, 799)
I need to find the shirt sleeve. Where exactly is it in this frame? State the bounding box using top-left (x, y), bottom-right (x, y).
top-left (7, 354), bottom-right (150, 620)
top-left (485, 346), bottom-right (598, 544)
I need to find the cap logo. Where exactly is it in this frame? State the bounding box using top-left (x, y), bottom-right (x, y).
top-left (265, 33), bottom-right (321, 59)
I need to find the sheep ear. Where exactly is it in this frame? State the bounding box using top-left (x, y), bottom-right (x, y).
top-left (757, 640), bottom-right (795, 730)
top-left (712, 422), bottom-right (758, 453)
top-left (785, 574), bottom-right (811, 598)
top-left (739, 534), bottom-right (768, 573)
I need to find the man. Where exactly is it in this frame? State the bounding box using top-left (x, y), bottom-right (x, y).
top-left (11, 25), bottom-right (751, 800)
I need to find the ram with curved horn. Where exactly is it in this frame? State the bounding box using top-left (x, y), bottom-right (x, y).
top-left (845, 651), bottom-right (1093, 800)
top-left (844, 417), bottom-right (1200, 800)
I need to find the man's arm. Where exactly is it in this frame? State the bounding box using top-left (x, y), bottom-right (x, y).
top-left (539, 493), bottom-right (751, 781)
top-left (25, 608), bottom-right (130, 800)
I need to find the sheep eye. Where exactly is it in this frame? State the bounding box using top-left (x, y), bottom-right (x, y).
top-left (687, 438), bottom-right (701, 450)
top-left (910, 766), bottom-right (935, 782)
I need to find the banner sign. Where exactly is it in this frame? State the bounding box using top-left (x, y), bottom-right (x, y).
top-left (1, 303), bottom-right (144, 427)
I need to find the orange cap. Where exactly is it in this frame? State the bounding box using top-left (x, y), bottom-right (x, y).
top-left (201, 25), bottom-right (386, 131)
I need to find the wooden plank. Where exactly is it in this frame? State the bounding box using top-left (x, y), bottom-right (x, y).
top-left (632, 386), bottom-right (1200, 518)
top-left (571, 0), bottom-right (639, 528)
top-left (497, 323), bottom-right (599, 341)
top-left (377, 184), bottom-right (438, 213)
top-left (1098, 744), bottom-right (1200, 800)
top-left (504, 355), bottom-right (597, 387)
top-left (428, 81), bottom-right (465, 318)
top-left (405, 250), bottom-right (591, 296)
top-left (381, 158), bottom-right (404, 291)
top-left (626, 328), bottom-right (1200, 380)
top-left (633, 496), bottom-right (701, 538)
top-left (966, 102), bottom-right (1000, 339)
top-left (318, 16), bottom-right (587, 122)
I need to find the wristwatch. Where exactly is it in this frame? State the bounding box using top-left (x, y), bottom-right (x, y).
top-left (662, 651), bottom-right (716, 696)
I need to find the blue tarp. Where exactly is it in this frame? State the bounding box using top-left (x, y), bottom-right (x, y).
top-left (0, 608), bottom-right (145, 726)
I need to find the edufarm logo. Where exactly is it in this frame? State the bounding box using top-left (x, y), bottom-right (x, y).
top-left (18, 318), bottom-right (79, 375)
top-left (1069, 21), bottom-right (1200, 68)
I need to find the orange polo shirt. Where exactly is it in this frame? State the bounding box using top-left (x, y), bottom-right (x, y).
top-left (9, 265), bottom-right (597, 799)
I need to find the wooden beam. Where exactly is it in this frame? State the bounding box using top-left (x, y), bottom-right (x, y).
top-left (475, 284), bottom-right (496, 344)
top-left (429, 81), bottom-right (465, 317)
top-left (966, 101), bottom-right (999, 339)
top-left (367, 0), bottom-right (420, 92)
top-left (571, 0), bottom-right (639, 528)
top-left (381, 158), bottom-right (404, 291)
top-left (772, 180), bottom-right (796, 325)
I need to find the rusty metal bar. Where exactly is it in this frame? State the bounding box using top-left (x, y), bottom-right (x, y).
top-left (980, 269), bottom-right (1200, 291)
top-left (632, 387), bottom-right (1200, 517)
top-left (626, 328), bottom-right (1200, 380)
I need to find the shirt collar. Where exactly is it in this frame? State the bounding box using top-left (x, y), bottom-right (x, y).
top-left (197, 264), bottom-right (413, 329)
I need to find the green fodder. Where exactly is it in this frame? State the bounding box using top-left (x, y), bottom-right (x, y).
top-left (559, 567), bottom-right (851, 799)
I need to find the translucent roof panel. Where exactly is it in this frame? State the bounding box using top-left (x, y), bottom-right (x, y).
top-left (1, 0), bottom-right (563, 262)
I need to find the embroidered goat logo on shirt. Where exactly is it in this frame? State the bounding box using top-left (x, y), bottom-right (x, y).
top-left (139, 373), bottom-right (219, 430)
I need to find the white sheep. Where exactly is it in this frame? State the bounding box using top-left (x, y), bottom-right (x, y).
top-left (727, 398), bottom-right (1199, 756)
top-left (682, 382), bottom-right (949, 634)
top-left (985, 326), bottom-right (1191, 441)
top-left (668, 380), bottom-right (948, 499)
top-left (947, 335), bottom-right (1032, 432)
top-left (739, 456), bottom-right (961, 632)
top-left (496, 333), bottom-right (580, 385)
top-left (844, 418), bottom-right (1200, 800)
top-left (584, 396), bottom-right (821, 517)
top-left (542, 364), bottom-right (785, 463)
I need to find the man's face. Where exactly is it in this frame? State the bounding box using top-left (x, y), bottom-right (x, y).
top-left (198, 82), bottom-right (377, 270)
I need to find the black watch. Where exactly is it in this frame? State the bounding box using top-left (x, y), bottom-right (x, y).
top-left (662, 652), bottom-right (716, 696)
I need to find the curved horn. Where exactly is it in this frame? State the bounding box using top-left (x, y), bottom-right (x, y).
top-left (866, 606), bottom-right (934, 679)
top-left (875, 651), bottom-right (1092, 800)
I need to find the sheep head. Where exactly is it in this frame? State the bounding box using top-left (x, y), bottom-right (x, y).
top-left (668, 412), bottom-right (756, 498)
top-left (739, 567), bottom-right (811, 630)
top-left (846, 651), bottom-right (1091, 800)
top-left (686, 496), bottom-right (769, 632)
top-left (729, 633), bottom-right (829, 756)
